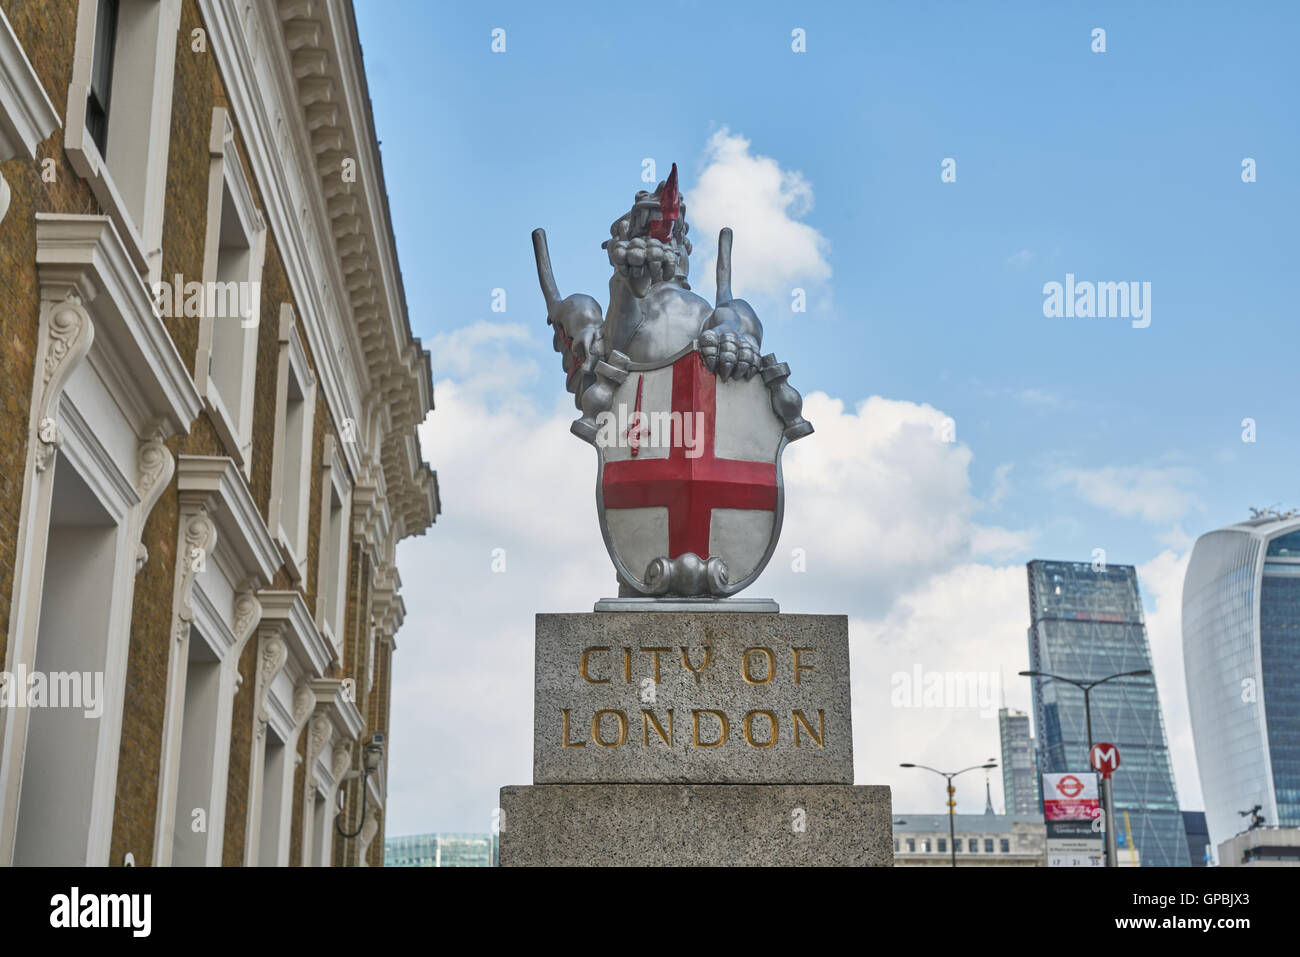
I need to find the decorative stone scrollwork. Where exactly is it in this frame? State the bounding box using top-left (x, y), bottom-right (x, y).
top-left (33, 293), bottom-right (95, 473)
top-left (305, 712), bottom-right (334, 789)
top-left (134, 439), bottom-right (175, 573)
top-left (358, 808), bottom-right (380, 867)
top-left (254, 636), bottom-right (287, 739)
top-left (232, 591), bottom-right (261, 645)
top-left (331, 742), bottom-right (351, 784)
top-left (173, 508), bottom-right (217, 644)
top-left (292, 681), bottom-right (315, 728)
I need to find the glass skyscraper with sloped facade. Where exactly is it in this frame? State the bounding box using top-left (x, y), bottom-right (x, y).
top-left (1027, 560), bottom-right (1189, 866)
top-left (1182, 514), bottom-right (1300, 853)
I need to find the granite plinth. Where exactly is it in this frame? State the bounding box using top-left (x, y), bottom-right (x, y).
top-left (498, 784), bottom-right (892, 867)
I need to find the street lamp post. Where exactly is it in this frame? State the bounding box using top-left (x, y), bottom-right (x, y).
top-left (1019, 668), bottom-right (1151, 867)
top-left (899, 761), bottom-right (997, 867)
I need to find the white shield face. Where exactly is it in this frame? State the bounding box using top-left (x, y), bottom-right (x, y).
top-left (595, 349), bottom-right (786, 594)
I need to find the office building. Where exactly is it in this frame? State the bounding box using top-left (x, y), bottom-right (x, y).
top-left (1182, 513), bottom-right (1300, 851)
top-left (386, 832), bottom-right (498, 867)
top-left (999, 708), bottom-right (1041, 815)
top-left (1026, 561), bottom-right (1189, 866)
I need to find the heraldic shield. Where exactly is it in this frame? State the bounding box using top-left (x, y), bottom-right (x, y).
top-left (579, 343), bottom-right (812, 599)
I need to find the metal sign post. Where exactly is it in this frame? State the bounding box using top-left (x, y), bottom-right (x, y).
top-left (1090, 743), bottom-right (1121, 868)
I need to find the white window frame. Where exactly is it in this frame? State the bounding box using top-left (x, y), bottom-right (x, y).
top-left (315, 435), bottom-right (352, 657)
top-left (0, 214), bottom-right (200, 866)
top-left (151, 455), bottom-right (278, 866)
top-left (268, 305), bottom-right (316, 583)
top-left (193, 107), bottom-right (266, 474)
top-left (63, 0), bottom-right (182, 282)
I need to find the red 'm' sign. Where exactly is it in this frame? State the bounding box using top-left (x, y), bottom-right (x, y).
top-left (1089, 743), bottom-right (1121, 778)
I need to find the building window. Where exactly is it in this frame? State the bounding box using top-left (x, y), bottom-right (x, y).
top-left (1000, 838), bottom-right (1010, 853)
top-left (269, 306), bottom-right (317, 581)
top-left (984, 838), bottom-right (995, 853)
top-left (196, 108), bottom-right (266, 470)
top-left (968, 839), bottom-right (977, 852)
top-left (893, 839), bottom-right (900, 852)
top-left (937, 838), bottom-right (946, 853)
top-left (317, 437), bottom-right (353, 655)
top-left (86, 0), bottom-right (118, 153)
top-left (905, 839), bottom-right (915, 853)
top-left (66, 0), bottom-right (183, 279)
top-left (919, 839), bottom-right (929, 853)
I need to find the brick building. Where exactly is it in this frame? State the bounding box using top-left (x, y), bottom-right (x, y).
top-left (0, 0), bottom-right (437, 865)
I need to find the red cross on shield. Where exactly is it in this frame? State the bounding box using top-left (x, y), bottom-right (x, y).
top-left (596, 348), bottom-right (787, 594)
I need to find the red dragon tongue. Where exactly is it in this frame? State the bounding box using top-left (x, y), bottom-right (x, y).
top-left (648, 162), bottom-right (679, 242)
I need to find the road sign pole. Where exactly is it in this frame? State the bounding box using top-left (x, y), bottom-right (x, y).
top-left (1102, 775), bottom-right (1118, 867)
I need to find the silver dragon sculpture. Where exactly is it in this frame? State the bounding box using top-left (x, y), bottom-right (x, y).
top-left (531, 164), bottom-right (768, 402)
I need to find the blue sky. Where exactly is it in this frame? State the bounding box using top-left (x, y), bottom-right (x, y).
top-left (355, 1), bottom-right (1300, 834)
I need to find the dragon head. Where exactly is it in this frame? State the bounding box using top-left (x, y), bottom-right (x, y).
top-left (602, 163), bottom-right (693, 298)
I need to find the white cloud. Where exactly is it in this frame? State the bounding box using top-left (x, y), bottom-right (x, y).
top-left (388, 320), bottom-right (1058, 832)
top-left (686, 127), bottom-right (831, 306)
top-left (854, 564), bottom-right (1034, 815)
top-left (1006, 249), bottom-right (1034, 268)
top-left (1136, 549), bottom-right (1202, 811)
top-left (1047, 465), bottom-right (1202, 524)
top-left (388, 322), bottom-right (1197, 835)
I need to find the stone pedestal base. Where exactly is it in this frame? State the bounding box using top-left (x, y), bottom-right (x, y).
top-left (498, 784), bottom-right (893, 866)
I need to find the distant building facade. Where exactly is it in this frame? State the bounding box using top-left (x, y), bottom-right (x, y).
top-left (386, 832), bottom-right (498, 867)
top-left (999, 708), bottom-right (1040, 815)
top-left (1026, 560), bottom-right (1189, 866)
top-left (1182, 514), bottom-right (1300, 852)
top-left (893, 814), bottom-right (1045, 866)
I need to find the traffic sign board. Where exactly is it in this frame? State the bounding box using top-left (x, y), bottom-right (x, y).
top-left (1090, 742), bottom-right (1121, 778)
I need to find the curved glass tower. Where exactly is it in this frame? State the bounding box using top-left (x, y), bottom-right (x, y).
top-left (1183, 515), bottom-right (1300, 852)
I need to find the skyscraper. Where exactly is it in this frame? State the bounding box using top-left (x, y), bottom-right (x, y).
top-left (1182, 513), bottom-right (1300, 851)
top-left (1026, 561), bottom-right (1189, 866)
top-left (999, 708), bottom-right (1041, 814)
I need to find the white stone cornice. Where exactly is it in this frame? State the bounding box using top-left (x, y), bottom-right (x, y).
top-left (35, 215), bottom-right (201, 438)
top-left (258, 590), bottom-right (332, 679)
top-left (176, 455), bottom-right (281, 584)
top-left (196, 0), bottom-right (435, 545)
top-left (310, 676), bottom-right (364, 743)
top-left (0, 7), bottom-right (59, 224)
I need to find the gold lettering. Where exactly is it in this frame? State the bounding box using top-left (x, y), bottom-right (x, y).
top-left (793, 648), bottom-right (814, 684)
top-left (793, 709), bottom-right (825, 748)
top-left (691, 709), bottom-right (729, 748)
top-left (642, 709), bottom-right (674, 747)
top-left (623, 646), bottom-right (631, 683)
top-left (561, 709), bottom-right (586, 748)
top-left (741, 647), bottom-right (776, 684)
top-left (743, 710), bottom-right (778, 748)
top-left (680, 646), bottom-right (712, 682)
top-left (640, 647), bottom-right (670, 683)
top-left (580, 646), bottom-right (610, 684)
top-left (592, 709), bottom-right (628, 748)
